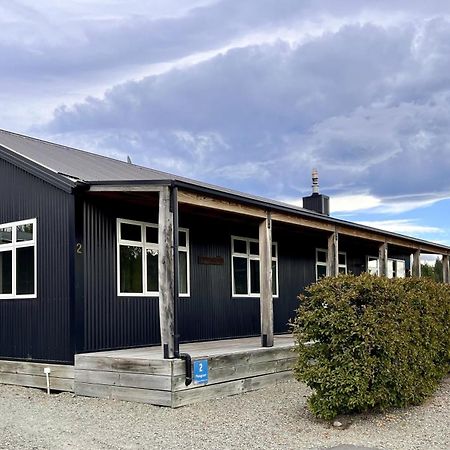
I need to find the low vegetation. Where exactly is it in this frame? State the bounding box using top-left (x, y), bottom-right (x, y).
top-left (292, 273), bottom-right (450, 420)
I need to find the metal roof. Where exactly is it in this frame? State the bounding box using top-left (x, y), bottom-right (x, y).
top-left (0, 129), bottom-right (449, 253)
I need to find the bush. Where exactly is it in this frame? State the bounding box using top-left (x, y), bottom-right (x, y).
top-left (292, 273), bottom-right (450, 420)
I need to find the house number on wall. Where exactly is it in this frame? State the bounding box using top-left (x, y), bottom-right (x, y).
top-left (76, 243), bottom-right (83, 254)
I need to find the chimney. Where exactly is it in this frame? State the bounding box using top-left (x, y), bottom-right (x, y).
top-left (302, 168), bottom-right (330, 215)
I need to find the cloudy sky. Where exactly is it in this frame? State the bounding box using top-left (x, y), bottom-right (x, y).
top-left (2, 0), bottom-right (450, 255)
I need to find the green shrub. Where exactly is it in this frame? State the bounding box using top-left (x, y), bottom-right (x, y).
top-left (292, 273), bottom-right (450, 420)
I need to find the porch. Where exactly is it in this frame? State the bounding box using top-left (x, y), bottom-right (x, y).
top-left (74, 334), bottom-right (295, 408)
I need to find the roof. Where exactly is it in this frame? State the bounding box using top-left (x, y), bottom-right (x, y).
top-left (0, 128), bottom-right (449, 254)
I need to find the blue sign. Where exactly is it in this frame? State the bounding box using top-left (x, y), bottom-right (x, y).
top-left (193, 359), bottom-right (209, 385)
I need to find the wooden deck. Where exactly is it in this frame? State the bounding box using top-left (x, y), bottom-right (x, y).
top-left (0, 360), bottom-right (74, 392)
top-left (75, 334), bottom-right (295, 407)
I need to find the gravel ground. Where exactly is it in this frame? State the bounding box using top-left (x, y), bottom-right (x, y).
top-left (0, 377), bottom-right (448, 450)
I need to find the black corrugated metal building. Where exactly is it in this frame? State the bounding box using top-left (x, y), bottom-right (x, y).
top-left (0, 129), bottom-right (449, 364)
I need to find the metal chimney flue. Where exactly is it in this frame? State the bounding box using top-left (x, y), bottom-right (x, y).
top-left (312, 168), bottom-right (319, 194)
top-left (302, 168), bottom-right (330, 215)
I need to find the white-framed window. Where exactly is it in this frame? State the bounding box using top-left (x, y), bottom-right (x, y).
top-left (116, 218), bottom-right (190, 297)
top-left (0, 218), bottom-right (37, 299)
top-left (315, 248), bottom-right (347, 280)
top-left (388, 258), bottom-right (406, 279)
top-left (367, 256), bottom-right (379, 275)
top-left (366, 257), bottom-right (406, 278)
top-left (316, 248), bottom-right (328, 280)
top-left (231, 236), bottom-right (279, 297)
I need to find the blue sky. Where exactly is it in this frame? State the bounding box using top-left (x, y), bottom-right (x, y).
top-left (1, 0), bottom-right (449, 260)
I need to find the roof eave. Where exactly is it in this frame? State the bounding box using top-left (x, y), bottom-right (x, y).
top-left (0, 145), bottom-right (75, 193)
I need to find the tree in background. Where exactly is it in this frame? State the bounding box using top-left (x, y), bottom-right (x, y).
top-left (421, 258), bottom-right (443, 282)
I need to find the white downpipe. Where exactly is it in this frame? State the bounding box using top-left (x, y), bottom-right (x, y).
top-left (44, 367), bottom-right (51, 395)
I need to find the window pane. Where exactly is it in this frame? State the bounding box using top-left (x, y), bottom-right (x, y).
top-left (145, 226), bottom-right (158, 244)
top-left (338, 266), bottom-right (347, 274)
top-left (250, 259), bottom-right (260, 294)
top-left (0, 227), bottom-right (12, 245)
top-left (396, 260), bottom-right (406, 278)
top-left (0, 251), bottom-right (12, 294)
top-left (146, 249), bottom-right (158, 292)
top-left (120, 246), bottom-right (142, 293)
top-left (249, 241), bottom-right (259, 256)
top-left (272, 244), bottom-right (277, 258)
top-left (179, 251), bottom-right (188, 294)
top-left (338, 253), bottom-right (346, 266)
top-left (388, 260), bottom-right (394, 278)
top-left (233, 239), bottom-right (247, 254)
top-left (272, 260), bottom-right (277, 295)
top-left (16, 247), bottom-right (35, 295)
top-left (368, 258), bottom-right (378, 275)
top-left (120, 223), bottom-right (141, 242)
top-left (233, 257), bottom-right (248, 294)
top-left (317, 264), bottom-right (327, 279)
top-left (17, 223), bottom-right (33, 242)
top-left (178, 230), bottom-right (187, 247)
top-left (317, 250), bottom-right (327, 263)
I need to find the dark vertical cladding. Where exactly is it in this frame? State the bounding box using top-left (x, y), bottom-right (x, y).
top-left (178, 216), bottom-right (261, 342)
top-left (83, 198), bottom-right (161, 351)
top-left (0, 159), bottom-right (73, 363)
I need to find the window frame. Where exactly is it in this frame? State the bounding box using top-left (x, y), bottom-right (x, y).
top-left (315, 248), bottom-right (347, 280)
top-left (315, 248), bottom-right (329, 281)
top-left (367, 256), bottom-right (379, 275)
top-left (116, 218), bottom-right (190, 297)
top-left (0, 218), bottom-right (37, 300)
top-left (388, 258), bottom-right (406, 279)
top-left (231, 235), bottom-right (279, 298)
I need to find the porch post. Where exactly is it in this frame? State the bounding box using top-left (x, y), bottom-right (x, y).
top-left (259, 212), bottom-right (273, 348)
top-left (327, 231), bottom-right (339, 276)
top-left (378, 242), bottom-right (388, 276)
top-left (442, 255), bottom-right (449, 284)
top-left (158, 186), bottom-right (175, 358)
top-left (412, 249), bottom-right (421, 278)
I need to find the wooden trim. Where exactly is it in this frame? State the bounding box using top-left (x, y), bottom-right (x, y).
top-left (259, 213), bottom-right (273, 347)
top-left (178, 190), bottom-right (446, 254)
top-left (178, 190), bottom-right (266, 218)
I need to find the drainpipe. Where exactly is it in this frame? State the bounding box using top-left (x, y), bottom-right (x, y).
top-left (171, 185), bottom-right (192, 386)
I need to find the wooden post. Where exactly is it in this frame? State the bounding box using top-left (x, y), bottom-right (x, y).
top-left (259, 212), bottom-right (273, 348)
top-left (327, 232), bottom-right (339, 276)
top-left (378, 242), bottom-right (388, 276)
top-left (158, 186), bottom-right (175, 358)
top-left (442, 255), bottom-right (449, 284)
top-left (412, 249), bottom-right (421, 278)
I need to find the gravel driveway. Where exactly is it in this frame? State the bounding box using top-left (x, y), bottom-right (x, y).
top-left (0, 377), bottom-right (448, 450)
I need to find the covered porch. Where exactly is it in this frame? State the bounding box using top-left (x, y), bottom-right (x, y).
top-left (74, 334), bottom-right (295, 408)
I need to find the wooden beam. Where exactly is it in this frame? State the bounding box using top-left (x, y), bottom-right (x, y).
top-left (177, 190), bottom-right (266, 218)
top-left (271, 211), bottom-right (334, 232)
top-left (259, 213), bottom-right (273, 348)
top-left (443, 255), bottom-right (449, 284)
top-left (412, 249), bottom-right (421, 278)
top-left (178, 190), bottom-right (447, 255)
top-left (158, 186), bottom-right (175, 358)
top-left (327, 232), bottom-right (339, 276)
top-left (379, 242), bottom-right (388, 276)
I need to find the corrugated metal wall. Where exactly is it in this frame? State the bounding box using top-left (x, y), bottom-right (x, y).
top-left (0, 159), bottom-right (73, 363)
top-left (81, 196), bottom-right (412, 352)
top-left (83, 198), bottom-right (161, 351)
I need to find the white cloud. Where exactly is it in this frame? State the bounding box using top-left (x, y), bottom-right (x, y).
top-left (356, 219), bottom-right (443, 236)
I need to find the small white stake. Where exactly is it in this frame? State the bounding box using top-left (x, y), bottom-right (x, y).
top-left (44, 367), bottom-right (51, 395)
